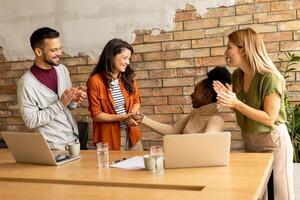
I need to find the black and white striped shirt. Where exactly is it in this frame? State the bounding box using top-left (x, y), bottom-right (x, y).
top-left (110, 79), bottom-right (127, 128)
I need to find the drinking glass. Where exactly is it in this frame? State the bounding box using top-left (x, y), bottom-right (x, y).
top-left (96, 143), bottom-right (109, 168)
top-left (150, 145), bottom-right (164, 175)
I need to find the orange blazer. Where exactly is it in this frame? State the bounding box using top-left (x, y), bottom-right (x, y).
top-left (87, 73), bottom-right (142, 150)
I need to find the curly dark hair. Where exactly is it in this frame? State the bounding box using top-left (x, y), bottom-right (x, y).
top-left (89, 38), bottom-right (135, 94)
top-left (199, 66), bottom-right (232, 104)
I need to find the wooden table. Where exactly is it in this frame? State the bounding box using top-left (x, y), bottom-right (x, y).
top-left (0, 150), bottom-right (273, 200)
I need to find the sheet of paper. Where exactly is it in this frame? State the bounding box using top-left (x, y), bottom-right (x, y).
top-left (110, 156), bottom-right (145, 170)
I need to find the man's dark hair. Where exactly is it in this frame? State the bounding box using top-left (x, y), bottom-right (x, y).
top-left (30, 27), bottom-right (60, 50)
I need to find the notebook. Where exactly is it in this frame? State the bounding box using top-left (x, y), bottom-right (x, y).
top-left (1, 131), bottom-right (81, 166)
top-left (163, 132), bottom-right (231, 168)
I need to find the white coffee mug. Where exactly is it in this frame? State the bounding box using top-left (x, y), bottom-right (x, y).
top-left (65, 143), bottom-right (80, 156)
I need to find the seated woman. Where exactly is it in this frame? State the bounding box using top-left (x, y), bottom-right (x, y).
top-left (135, 67), bottom-right (231, 134)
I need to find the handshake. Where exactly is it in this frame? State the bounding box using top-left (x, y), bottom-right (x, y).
top-left (125, 112), bottom-right (144, 126)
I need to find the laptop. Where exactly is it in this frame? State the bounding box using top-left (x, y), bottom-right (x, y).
top-left (164, 132), bottom-right (231, 168)
top-left (1, 131), bottom-right (81, 166)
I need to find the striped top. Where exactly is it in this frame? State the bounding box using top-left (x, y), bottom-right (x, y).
top-left (110, 79), bottom-right (127, 128)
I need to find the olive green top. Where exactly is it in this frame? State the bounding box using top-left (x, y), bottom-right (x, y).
top-left (232, 69), bottom-right (286, 133)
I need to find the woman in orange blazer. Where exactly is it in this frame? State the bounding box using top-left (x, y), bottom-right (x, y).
top-left (87, 38), bottom-right (142, 151)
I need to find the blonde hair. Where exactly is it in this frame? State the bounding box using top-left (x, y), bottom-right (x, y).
top-left (228, 28), bottom-right (285, 92)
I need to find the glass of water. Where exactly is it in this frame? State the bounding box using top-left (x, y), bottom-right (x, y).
top-left (150, 145), bottom-right (164, 175)
top-left (96, 142), bottom-right (109, 168)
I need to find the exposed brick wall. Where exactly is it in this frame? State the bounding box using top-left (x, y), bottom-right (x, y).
top-left (1, 0), bottom-right (300, 150)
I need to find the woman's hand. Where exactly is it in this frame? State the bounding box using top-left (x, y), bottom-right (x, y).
top-left (216, 91), bottom-right (239, 109)
top-left (213, 80), bottom-right (232, 94)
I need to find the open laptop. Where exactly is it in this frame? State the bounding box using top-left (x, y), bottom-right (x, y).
top-left (2, 131), bottom-right (81, 166)
top-left (164, 132), bottom-right (231, 168)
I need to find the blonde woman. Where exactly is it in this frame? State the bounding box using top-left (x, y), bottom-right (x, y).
top-left (213, 28), bottom-right (294, 200)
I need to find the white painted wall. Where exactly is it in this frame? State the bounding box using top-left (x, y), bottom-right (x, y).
top-left (0, 0), bottom-right (234, 60)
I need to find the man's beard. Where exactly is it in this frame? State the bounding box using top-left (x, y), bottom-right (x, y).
top-left (44, 57), bottom-right (60, 66)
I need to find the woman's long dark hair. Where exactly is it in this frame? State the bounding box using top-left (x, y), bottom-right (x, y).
top-left (89, 38), bottom-right (135, 94)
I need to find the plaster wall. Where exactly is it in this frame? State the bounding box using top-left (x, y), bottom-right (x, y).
top-left (0, 0), bottom-right (234, 60)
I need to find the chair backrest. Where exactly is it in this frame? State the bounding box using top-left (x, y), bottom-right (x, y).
top-left (77, 121), bottom-right (89, 150)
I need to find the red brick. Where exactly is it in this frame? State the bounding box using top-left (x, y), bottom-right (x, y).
top-left (0, 94), bottom-right (15, 102)
top-left (77, 65), bottom-right (93, 73)
top-left (153, 87), bottom-right (182, 96)
top-left (174, 30), bottom-right (204, 40)
top-left (211, 47), bottom-right (227, 56)
top-left (0, 79), bottom-right (16, 86)
top-left (135, 71), bottom-right (149, 79)
top-left (271, 1), bottom-right (295, 11)
top-left (280, 41), bottom-right (300, 51)
top-left (70, 74), bottom-right (89, 82)
top-left (184, 18), bottom-right (219, 30)
top-left (140, 105), bottom-right (154, 114)
top-left (294, 30), bottom-right (300, 40)
top-left (132, 34), bottom-right (144, 44)
top-left (220, 15), bottom-right (253, 26)
top-left (174, 22), bottom-right (183, 31)
top-left (278, 20), bottom-right (300, 31)
top-left (181, 49), bottom-right (208, 60)
top-left (177, 67), bottom-right (206, 77)
top-left (131, 53), bottom-right (143, 62)
top-left (139, 88), bottom-right (153, 97)
top-left (183, 86), bottom-right (194, 95)
top-left (163, 77), bottom-right (194, 87)
top-left (137, 79), bottom-right (162, 88)
top-left (10, 61), bottom-right (33, 70)
top-left (0, 110), bottom-right (13, 117)
top-left (0, 85), bottom-right (17, 94)
top-left (144, 33), bottom-right (173, 43)
top-left (87, 56), bottom-right (99, 65)
top-left (154, 105), bottom-right (183, 114)
top-left (162, 41), bottom-right (191, 51)
top-left (67, 66), bottom-right (78, 74)
top-left (71, 108), bottom-right (90, 116)
top-left (132, 61), bottom-right (164, 70)
top-left (0, 63), bottom-right (11, 71)
top-left (205, 26), bottom-right (238, 38)
top-left (202, 7), bottom-right (235, 18)
top-left (236, 3), bottom-right (270, 15)
top-left (61, 57), bottom-right (87, 66)
top-left (143, 51), bottom-right (180, 61)
top-left (254, 10), bottom-right (296, 23)
top-left (149, 69), bottom-right (177, 79)
top-left (0, 71), bottom-right (5, 79)
top-left (265, 42), bottom-right (279, 53)
top-left (195, 56), bottom-right (226, 67)
top-left (132, 43), bottom-right (161, 53)
top-left (261, 31), bottom-right (293, 42)
top-left (165, 59), bottom-right (194, 68)
top-left (168, 96), bottom-right (191, 105)
top-left (240, 23), bottom-right (277, 33)
top-left (2, 117), bottom-right (24, 125)
top-left (192, 37), bottom-right (223, 48)
top-left (6, 70), bottom-right (26, 78)
top-left (175, 10), bottom-right (199, 21)
top-left (142, 97), bottom-right (168, 105)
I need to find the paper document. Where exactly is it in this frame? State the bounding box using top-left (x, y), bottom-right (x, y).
top-left (110, 156), bottom-right (145, 169)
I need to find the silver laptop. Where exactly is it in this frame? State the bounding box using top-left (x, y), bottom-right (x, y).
top-left (164, 132), bottom-right (231, 168)
top-left (2, 131), bottom-right (81, 166)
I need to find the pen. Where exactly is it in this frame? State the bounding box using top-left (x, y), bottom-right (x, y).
top-left (112, 158), bottom-right (127, 164)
